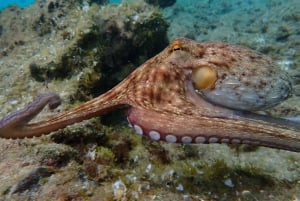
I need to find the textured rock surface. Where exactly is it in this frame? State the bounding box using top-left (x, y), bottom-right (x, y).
top-left (0, 0), bottom-right (299, 200)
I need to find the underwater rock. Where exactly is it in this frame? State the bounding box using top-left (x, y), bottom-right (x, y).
top-left (145, 0), bottom-right (176, 8)
top-left (94, 1), bottom-right (169, 94)
top-left (27, 0), bottom-right (168, 100)
top-left (11, 167), bottom-right (54, 194)
top-left (0, 0), bottom-right (169, 104)
top-left (0, 0), bottom-right (300, 200)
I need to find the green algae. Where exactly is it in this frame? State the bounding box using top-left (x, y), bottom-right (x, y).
top-left (0, 0), bottom-right (300, 200)
top-left (95, 146), bottom-right (115, 165)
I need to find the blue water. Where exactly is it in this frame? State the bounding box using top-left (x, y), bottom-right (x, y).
top-left (0, 0), bottom-right (122, 11)
top-left (110, 0), bottom-right (122, 3)
top-left (0, 0), bottom-right (35, 10)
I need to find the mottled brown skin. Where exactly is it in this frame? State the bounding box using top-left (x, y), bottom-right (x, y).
top-left (0, 38), bottom-right (299, 152)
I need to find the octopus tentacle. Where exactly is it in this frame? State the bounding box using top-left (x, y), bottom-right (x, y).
top-left (0, 83), bottom-right (129, 138)
top-left (127, 104), bottom-right (300, 152)
top-left (0, 93), bottom-right (61, 138)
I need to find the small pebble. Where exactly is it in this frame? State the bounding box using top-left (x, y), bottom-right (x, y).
top-left (224, 178), bottom-right (234, 187)
top-left (176, 184), bottom-right (184, 191)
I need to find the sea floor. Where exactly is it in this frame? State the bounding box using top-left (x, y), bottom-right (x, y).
top-left (0, 0), bottom-right (299, 200)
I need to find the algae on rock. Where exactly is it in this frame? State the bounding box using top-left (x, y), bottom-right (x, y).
top-left (0, 0), bottom-right (300, 200)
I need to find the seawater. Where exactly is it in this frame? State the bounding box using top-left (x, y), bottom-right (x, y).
top-left (0, 0), bottom-right (35, 10)
top-left (0, 0), bottom-right (122, 11)
top-left (110, 0), bottom-right (122, 3)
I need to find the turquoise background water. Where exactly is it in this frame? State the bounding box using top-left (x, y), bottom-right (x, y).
top-left (0, 0), bottom-right (35, 10)
top-left (0, 0), bottom-right (122, 11)
top-left (110, 0), bottom-right (122, 3)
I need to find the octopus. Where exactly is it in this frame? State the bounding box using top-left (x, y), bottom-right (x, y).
top-left (0, 38), bottom-right (299, 152)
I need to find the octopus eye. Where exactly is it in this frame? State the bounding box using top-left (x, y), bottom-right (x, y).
top-left (171, 41), bottom-right (183, 51)
top-left (192, 66), bottom-right (217, 90)
top-left (172, 44), bottom-right (182, 51)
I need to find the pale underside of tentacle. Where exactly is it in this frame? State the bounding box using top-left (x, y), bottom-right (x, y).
top-left (127, 107), bottom-right (300, 152)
